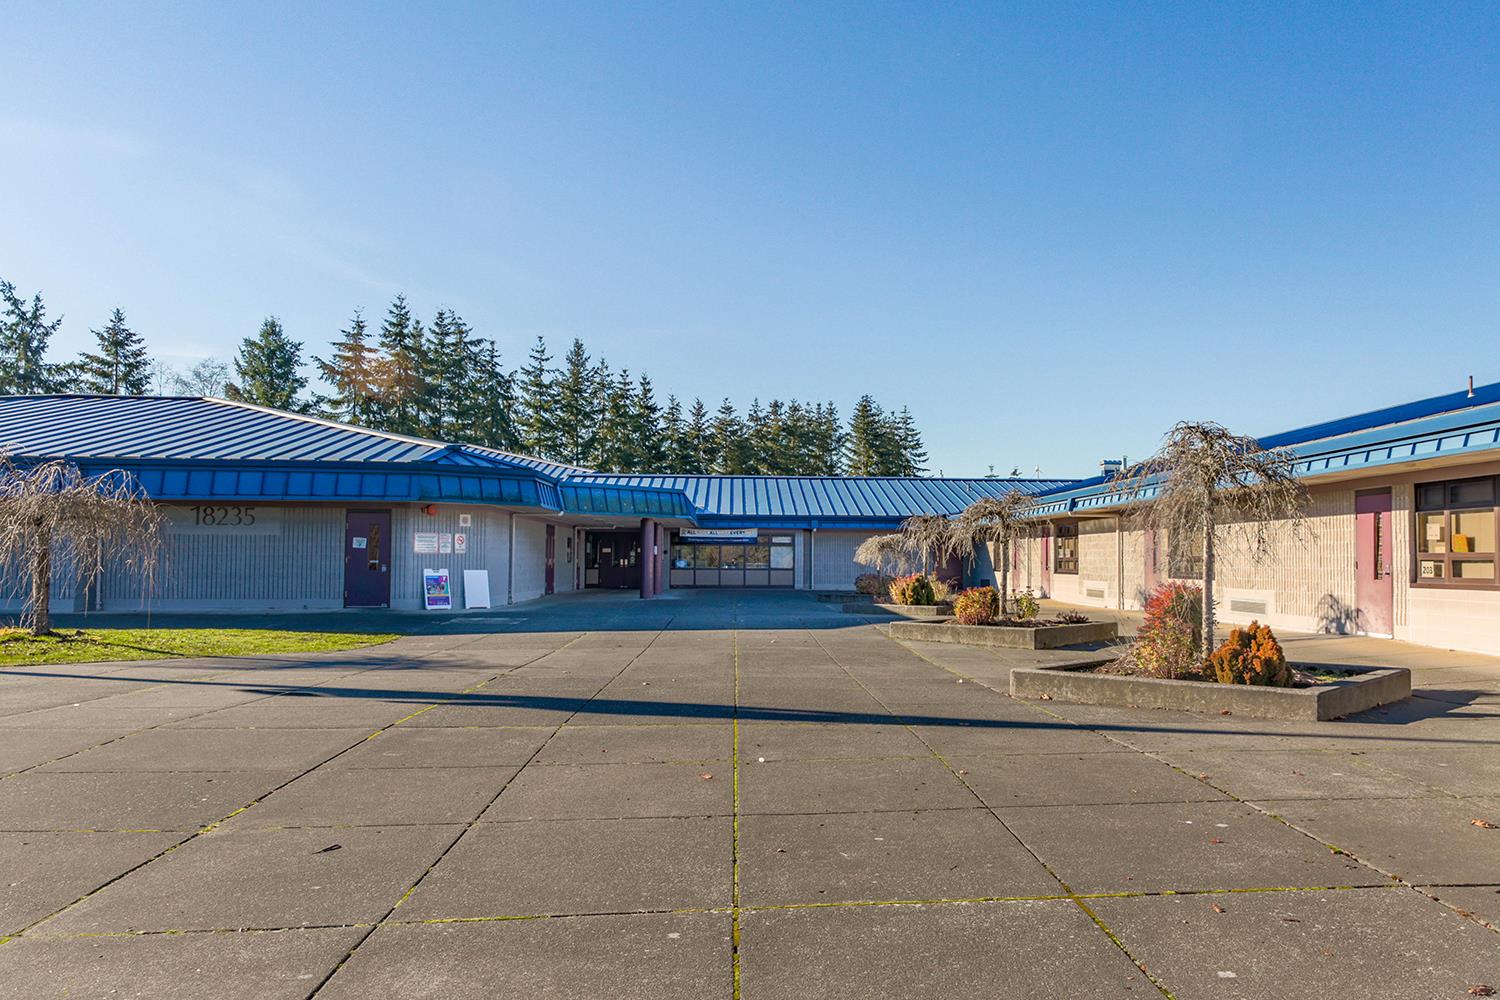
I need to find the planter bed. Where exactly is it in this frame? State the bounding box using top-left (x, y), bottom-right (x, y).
top-left (819, 592), bottom-right (871, 603)
top-left (850, 602), bottom-right (955, 618)
top-left (1009, 660), bottom-right (1411, 721)
top-left (887, 618), bottom-right (1117, 649)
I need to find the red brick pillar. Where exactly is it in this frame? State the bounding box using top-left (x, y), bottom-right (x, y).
top-left (640, 518), bottom-right (655, 599)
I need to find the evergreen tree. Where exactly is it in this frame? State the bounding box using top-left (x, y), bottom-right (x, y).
top-left (593, 367), bottom-right (637, 471)
top-left (710, 398), bottom-right (752, 473)
top-left (517, 336), bottom-right (562, 459)
top-left (314, 309), bottom-right (379, 424)
top-left (811, 401), bottom-right (845, 475)
top-left (0, 280), bottom-right (64, 394)
top-left (78, 307), bottom-right (150, 394)
top-left (372, 294), bottom-right (427, 435)
top-left (467, 339), bottom-right (519, 450)
top-left (421, 308), bottom-right (473, 438)
top-left (631, 374), bottom-right (665, 471)
top-left (743, 399), bottom-right (768, 474)
top-left (225, 316), bottom-right (308, 411)
top-left (662, 395), bottom-right (688, 471)
top-left (683, 398), bottom-right (714, 473)
top-left (892, 406), bottom-right (929, 476)
top-left (554, 339), bottom-right (598, 466)
top-left (845, 395), bottom-right (885, 475)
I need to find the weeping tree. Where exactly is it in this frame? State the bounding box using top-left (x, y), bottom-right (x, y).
top-left (0, 456), bottom-right (164, 634)
top-left (1110, 421), bottom-right (1306, 658)
top-left (853, 532), bottom-right (910, 577)
top-left (949, 491), bottom-right (1036, 616)
top-left (898, 514), bottom-right (953, 575)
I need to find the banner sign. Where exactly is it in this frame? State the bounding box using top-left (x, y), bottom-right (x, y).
top-left (680, 528), bottom-right (759, 543)
top-left (423, 568), bottom-right (452, 610)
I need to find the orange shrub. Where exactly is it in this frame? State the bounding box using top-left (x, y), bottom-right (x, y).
top-left (888, 573), bottom-right (937, 606)
top-left (952, 587), bottom-right (1000, 625)
top-left (1207, 621), bottom-right (1291, 686)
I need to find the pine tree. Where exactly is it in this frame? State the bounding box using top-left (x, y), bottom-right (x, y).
top-left (662, 395), bottom-right (688, 471)
top-left (371, 294), bottom-right (427, 435)
top-left (554, 339), bottom-right (598, 466)
top-left (467, 339), bottom-right (519, 450)
top-left (593, 368), bottom-right (637, 472)
top-left (0, 280), bottom-right (64, 394)
top-left (710, 399), bottom-right (751, 474)
top-left (892, 406), bottom-right (929, 476)
top-left (314, 309), bottom-right (379, 424)
top-left (78, 307), bottom-right (150, 394)
top-left (421, 308), bottom-right (473, 438)
top-left (683, 398), bottom-right (714, 473)
top-left (517, 336), bottom-right (562, 459)
top-left (845, 395), bottom-right (884, 475)
top-left (631, 374), bottom-right (665, 471)
top-left (225, 316), bottom-right (308, 411)
top-left (811, 401), bottom-right (845, 475)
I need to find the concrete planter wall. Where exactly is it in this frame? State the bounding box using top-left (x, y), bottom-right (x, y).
top-left (873, 603), bottom-right (955, 618)
top-left (1009, 661), bottom-right (1412, 721)
top-left (886, 619), bottom-right (1118, 649)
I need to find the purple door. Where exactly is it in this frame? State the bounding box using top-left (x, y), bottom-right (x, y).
top-left (545, 525), bottom-right (556, 595)
top-left (344, 510), bottom-right (392, 608)
top-left (1355, 490), bottom-right (1394, 635)
top-left (1142, 528), bottom-right (1161, 599)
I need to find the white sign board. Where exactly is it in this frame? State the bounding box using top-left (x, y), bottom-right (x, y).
top-left (454, 532), bottom-right (468, 554)
top-left (463, 569), bottom-right (491, 609)
top-left (414, 532), bottom-right (441, 554)
top-left (680, 528), bottom-right (759, 542)
top-left (439, 533), bottom-right (453, 554)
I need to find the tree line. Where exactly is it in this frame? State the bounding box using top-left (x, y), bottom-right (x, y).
top-left (0, 280), bottom-right (929, 476)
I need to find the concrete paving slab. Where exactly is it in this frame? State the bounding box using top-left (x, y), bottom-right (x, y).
top-left (1156, 747), bottom-right (1442, 801)
top-left (738, 758), bottom-right (975, 814)
top-left (904, 718), bottom-right (1124, 757)
top-left (0, 830), bottom-right (180, 933)
top-left (317, 912), bottom-right (730, 1000)
top-left (36, 727), bottom-right (368, 772)
top-left (0, 769), bottom-right (295, 831)
top-left (168, 697), bottom-right (423, 730)
top-left (996, 800), bottom-right (1380, 893)
top-left (533, 723), bottom-right (731, 764)
top-left (1352, 745), bottom-right (1500, 796)
top-left (738, 899), bottom-right (1153, 999)
top-left (736, 721), bottom-right (933, 761)
top-left (224, 766), bottom-right (519, 829)
top-left (0, 703), bottom-right (214, 729)
top-left (0, 728), bottom-right (129, 774)
top-left (1263, 795), bottom-right (1500, 884)
top-left (0, 926), bottom-right (364, 1000)
top-left (39, 824), bottom-right (458, 934)
top-left (1426, 884), bottom-right (1500, 928)
top-left (948, 751), bottom-right (1230, 807)
top-left (1091, 887), bottom-right (1500, 1000)
top-left (403, 702), bottom-right (580, 728)
top-left (738, 808), bottom-right (1059, 906)
top-left (482, 762), bottom-right (733, 821)
top-left (401, 816), bottom-right (730, 918)
top-left (326, 725), bottom-right (555, 768)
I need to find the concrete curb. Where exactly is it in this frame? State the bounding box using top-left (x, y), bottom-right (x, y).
top-left (888, 619), bottom-right (1118, 649)
top-left (1010, 661), bottom-right (1413, 721)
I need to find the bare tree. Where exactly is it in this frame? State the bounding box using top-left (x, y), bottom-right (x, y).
top-left (898, 514), bottom-right (952, 575)
top-left (1111, 421), bottom-right (1306, 658)
top-left (0, 456), bottom-right (164, 634)
top-left (853, 533), bottom-right (910, 577)
top-left (949, 492), bottom-right (1036, 616)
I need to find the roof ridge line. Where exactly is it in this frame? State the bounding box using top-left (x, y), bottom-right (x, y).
top-left (202, 396), bottom-right (460, 451)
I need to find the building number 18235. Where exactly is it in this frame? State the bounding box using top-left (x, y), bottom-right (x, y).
top-left (190, 505), bottom-right (258, 526)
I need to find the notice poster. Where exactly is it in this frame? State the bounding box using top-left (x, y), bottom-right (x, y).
top-left (454, 532), bottom-right (468, 554)
top-left (414, 532), bottom-right (441, 554)
top-left (423, 568), bottom-right (453, 610)
top-left (439, 533), bottom-right (453, 554)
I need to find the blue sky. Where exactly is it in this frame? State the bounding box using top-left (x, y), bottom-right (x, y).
top-left (3, 2), bottom-right (1496, 477)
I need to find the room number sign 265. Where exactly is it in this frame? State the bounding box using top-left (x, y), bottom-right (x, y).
top-left (189, 505), bottom-right (258, 526)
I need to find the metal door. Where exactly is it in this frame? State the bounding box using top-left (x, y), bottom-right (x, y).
top-left (344, 510), bottom-right (392, 608)
top-left (1355, 490), bottom-right (1394, 635)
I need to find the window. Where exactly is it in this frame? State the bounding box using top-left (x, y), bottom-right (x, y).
top-left (1416, 475), bottom-right (1499, 586)
top-left (746, 542), bottom-right (771, 569)
top-left (770, 542), bottom-right (794, 569)
top-left (1054, 524), bottom-right (1078, 575)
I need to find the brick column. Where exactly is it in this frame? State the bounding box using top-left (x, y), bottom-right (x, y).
top-left (640, 518), bottom-right (655, 599)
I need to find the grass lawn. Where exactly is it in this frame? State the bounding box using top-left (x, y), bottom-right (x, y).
top-left (0, 627), bottom-right (402, 667)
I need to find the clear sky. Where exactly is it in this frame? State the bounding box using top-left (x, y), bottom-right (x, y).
top-left (3, 2), bottom-right (1496, 478)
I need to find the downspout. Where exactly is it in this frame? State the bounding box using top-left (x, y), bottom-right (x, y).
top-left (507, 511), bottom-right (516, 605)
top-left (1116, 515), bottom-right (1124, 610)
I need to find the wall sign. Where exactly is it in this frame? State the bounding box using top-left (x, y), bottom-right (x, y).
top-left (681, 528), bottom-right (759, 543)
top-left (423, 568), bottom-right (452, 610)
top-left (439, 533), bottom-right (453, 554)
top-left (454, 532), bottom-right (468, 554)
top-left (165, 505), bottom-right (283, 536)
top-left (458, 513), bottom-right (473, 527)
top-left (414, 532), bottom-right (441, 554)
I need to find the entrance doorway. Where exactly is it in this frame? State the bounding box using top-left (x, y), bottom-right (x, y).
top-left (584, 531), bottom-right (642, 590)
top-left (344, 509), bottom-right (392, 608)
top-left (1355, 489), bottom-right (1394, 635)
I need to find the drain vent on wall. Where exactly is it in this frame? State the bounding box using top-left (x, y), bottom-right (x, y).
top-left (1229, 598), bottom-right (1269, 615)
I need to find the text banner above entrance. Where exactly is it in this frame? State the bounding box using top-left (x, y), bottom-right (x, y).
top-left (679, 528), bottom-right (759, 543)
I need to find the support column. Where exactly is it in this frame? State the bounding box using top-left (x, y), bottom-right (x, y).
top-left (640, 518), bottom-right (655, 599)
top-left (654, 524), bottom-right (667, 594)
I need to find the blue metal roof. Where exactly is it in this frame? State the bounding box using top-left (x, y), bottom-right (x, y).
top-left (1259, 378), bottom-right (1500, 450)
top-left (567, 475), bottom-right (1073, 523)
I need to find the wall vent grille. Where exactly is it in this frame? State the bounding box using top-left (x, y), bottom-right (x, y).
top-left (1229, 598), bottom-right (1269, 615)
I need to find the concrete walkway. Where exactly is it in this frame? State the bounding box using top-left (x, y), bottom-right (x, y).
top-left (2, 590), bottom-right (1499, 998)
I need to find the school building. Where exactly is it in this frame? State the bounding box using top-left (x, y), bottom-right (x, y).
top-left (4, 380), bottom-right (1500, 655)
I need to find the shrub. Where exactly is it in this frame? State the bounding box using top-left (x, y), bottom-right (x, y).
top-left (930, 577), bottom-right (957, 604)
top-left (1207, 621), bottom-right (1291, 687)
top-left (1009, 588), bottom-right (1040, 621)
top-left (888, 573), bottom-right (937, 606)
top-left (854, 573), bottom-right (892, 597)
top-left (1132, 583), bottom-right (1204, 679)
top-left (1057, 610), bottom-right (1090, 625)
top-left (952, 587), bottom-right (1000, 625)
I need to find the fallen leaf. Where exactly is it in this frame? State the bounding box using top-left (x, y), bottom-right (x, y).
top-left (1467, 986), bottom-right (1495, 997)
top-left (1039, 693), bottom-right (1053, 700)
top-left (315, 844), bottom-right (342, 854)
top-left (1211, 903), bottom-right (1225, 913)
top-left (1209, 837), bottom-right (1224, 845)
top-left (1471, 818), bottom-right (1498, 829)
top-left (1219, 709), bottom-right (1232, 716)
top-left (699, 772), bottom-right (714, 780)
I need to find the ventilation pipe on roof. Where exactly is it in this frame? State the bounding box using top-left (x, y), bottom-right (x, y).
top-left (1470, 375), bottom-right (1476, 399)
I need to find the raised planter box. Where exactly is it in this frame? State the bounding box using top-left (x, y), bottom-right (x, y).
top-left (887, 619), bottom-right (1117, 649)
top-left (1009, 661), bottom-right (1412, 721)
top-left (819, 591), bottom-right (870, 603)
top-left (849, 603), bottom-right (955, 617)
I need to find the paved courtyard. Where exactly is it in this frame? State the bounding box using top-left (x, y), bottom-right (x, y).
top-left (2, 590), bottom-right (1499, 998)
